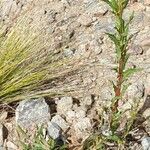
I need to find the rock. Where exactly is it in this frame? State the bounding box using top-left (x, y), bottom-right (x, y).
top-left (77, 14), bottom-right (93, 26)
top-left (0, 124), bottom-right (4, 147)
top-left (0, 124), bottom-right (7, 147)
top-left (84, 0), bottom-right (108, 17)
top-left (56, 97), bottom-right (73, 114)
top-left (141, 38), bottom-right (150, 50)
top-left (63, 47), bottom-right (75, 57)
top-left (81, 95), bottom-right (93, 107)
top-left (131, 44), bottom-right (144, 55)
top-left (141, 137), bottom-right (150, 150)
top-left (73, 117), bottom-right (92, 140)
top-left (144, 0), bottom-right (150, 5)
top-left (6, 141), bottom-right (18, 150)
top-left (143, 108), bottom-right (150, 118)
top-left (127, 82), bottom-right (145, 99)
top-left (93, 17), bottom-right (114, 33)
top-left (51, 115), bottom-right (69, 131)
top-left (145, 74), bottom-right (150, 94)
top-left (118, 101), bottom-right (132, 112)
top-left (16, 97), bottom-right (50, 129)
top-left (0, 146), bottom-right (4, 150)
top-left (47, 121), bottom-right (61, 140)
top-left (100, 87), bottom-right (113, 101)
top-left (66, 110), bottom-right (76, 123)
top-left (0, 112), bottom-right (8, 123)
top-left (75, 108), bottom-right (86, 119)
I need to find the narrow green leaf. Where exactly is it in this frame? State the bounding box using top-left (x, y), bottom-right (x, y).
top-left (116, 47), bottom-right (121, 60)
top-left (106, 134), bottom-right (122, 142)
top-left (112, 67), bottom-right (118, 72)
top-left (106, 33), bottom-right (119, 46)
top-left (111, 0), bottom-right (118, 10)
top-left (123, 53), bottom-right (130, 70)
top-left (122, 0), bottom-right (130, 9)
top-left (123, 68), bottom-right (141, 80)
top-left (109, 80), bottom-right (117, 92)
top-left (121, 83), bottom-right (131, 96)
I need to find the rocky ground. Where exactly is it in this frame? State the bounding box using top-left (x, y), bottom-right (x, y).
top-left (0, 0), bottom-right (150, 149)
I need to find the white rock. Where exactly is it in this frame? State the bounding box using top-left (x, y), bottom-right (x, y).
top-left (16, 97), bottom-right (50, 129)
top-left (0, 124), bottom-right (4, 147)
top-left (73, 117), bottom-right (92, 139)
top-left (47, 122), bottom-right (61, 140)
top-left (75, 107), bottom-right (86, 119)
top-left (56, 97), bottom-right (73, 114)
top-left (0, 112), bottom-right (8, 122)
top-left (141, 137), bottom-right (150, 150)
top-left (6, 141), bottom-right (18, 150)
top-left (81, 95), bottom-right (93, 107)
top-left (51, 115), bottom-right (69, 131)
top-left (144, 0), bottom-right (150, 5)
top-left (66, 110), bottom-right (76, 123)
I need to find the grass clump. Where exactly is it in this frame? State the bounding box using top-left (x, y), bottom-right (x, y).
top-left (83, 0), bottom-right (142, 149)
top-left (16, 125), bottom-right (68, 150)
top-left (0, 17), bottom-right (84, 103)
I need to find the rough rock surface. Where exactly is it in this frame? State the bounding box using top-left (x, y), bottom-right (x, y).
top-left (56, 97), bottom-right (73, 114)
top-left (141, 137), bottom-right (150, 150)
top-left (47, 121), bottom-right (61, 140)
top-left (0, 124), bottom-right (4, 147)
top-left (15, 98), bottom-right (50, 129)
top-left (0, 0), bottom-right (149, 99)
top-left (51, 115), bottom-right (69, 132)
top-left (73, 117), bottom-right (92, 140)
top-left (0, 0), bottom-right (150, 149)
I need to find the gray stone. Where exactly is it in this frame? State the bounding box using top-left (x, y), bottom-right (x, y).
top-left (93, 17), bottom-right (115, 33)
top-left (16, 97), bottom-right (50, 129)
top-left (0, 146), bottom-right (4, 150)
top-left (63, 47), bottom-right (75, 57)
top-left (47, 121), bottom-right (61, 140)
top-left (51, 115), bottom-right (69, 131)
top-left (127, 82), bottom-right (145, 99)
top-left (56, 97), bottom-right (73, 114)
top-left (131, 44), bottom-right (144, 55)
top-left (141, 137), bottom-right (150, 150)
top-left (84, 0), bottom-right (108, 16)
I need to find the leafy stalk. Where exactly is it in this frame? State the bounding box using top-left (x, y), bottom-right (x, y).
top-left (102, 0), bottom-right (137, 129)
